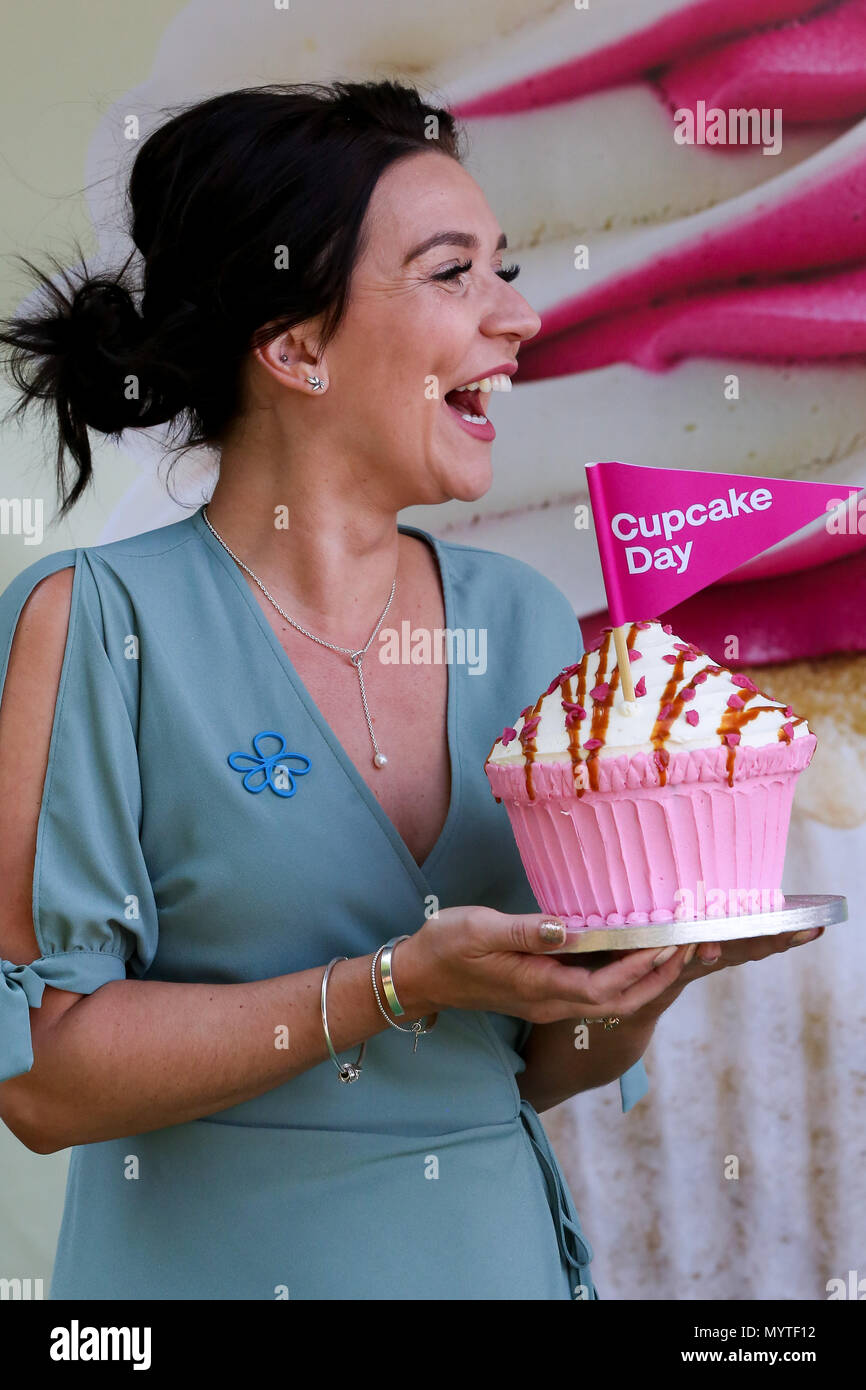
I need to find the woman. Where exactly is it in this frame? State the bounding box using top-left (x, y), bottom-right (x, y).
top-left (0, 79), bottom-right (823, 1301)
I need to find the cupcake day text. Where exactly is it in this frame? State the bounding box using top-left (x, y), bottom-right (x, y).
top-left (610, 484), bottom-right (773, 575)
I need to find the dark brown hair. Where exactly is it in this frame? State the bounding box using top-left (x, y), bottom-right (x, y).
top-left (0, 80), bottom-right (462, 516)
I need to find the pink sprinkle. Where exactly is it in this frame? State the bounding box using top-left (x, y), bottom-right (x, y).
top-left (662, 654), bottom-right (677, 664)
top-left (653, 749), bottom-right (669, 768)
top-left (724, 732), bottom-right (741, 747)
top-left (727, 694), bottom-right (745, 709)
top-left (692, 671), bottom-right (708, 684)
top-left (673, 642), bottom-right (691, 652)
top-left (519, 705), bottom-right (533, 720)
top-left (560, 663), bottom-right (582, 679)
top-left (501, 727), bottom-right (517, 747)
top-left (784, 705), bottom-right (794, 717)
top-left (561, 701), bottom-right (587, 719)
top-left (662, 624), bottom-right (673, 634)
top-left (584, 738), bottom-right (603, 750)
top-left (545, 674), bottom-right (563, 696)
top-left (628, 648), bottom-right (642, 662)
top-left (782, 721), bottom-right (794, 739)
top-left (685, 709), bottom-right (699, 726)
top-left (731, 674), bottom-right (757, 690)
top-left (634, 676), bottom-right (646, 697)
top-left (590, 683), bottom-right (610, 701)
top-left (635, 621), bottom-right (653, 630)
top-left (706, 666), bottom-right (723, 675)
top-left (565, 710), bottom-right (583, 729)
top-left (679, 686), bottom-right (695, 701)
top-left (520, 716), bottom-right (541, 739)
top-left (659, 703), bottom-right (673, 719)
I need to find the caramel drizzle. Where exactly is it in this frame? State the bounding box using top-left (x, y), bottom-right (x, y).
top-left (562, 651), bottom-right (589, 797)
top-left (716, 702), bottom-right (809, 786)
top-left (587, 628), bottom-right (638, 791)
top-left (649, 656), bottom-right (807, 789)
top-left (521, 689), bottom-right (547, 801)
top-left (717, 694), bottom-right (761, 786)
top-left (483, 734), bottom-right (503, 803)
top-left (649, 656), bottom-right (716, 786)
top-left (558, 625), bottom-right (640, 796)
top-left (486, 627), bottom-right (808, 799)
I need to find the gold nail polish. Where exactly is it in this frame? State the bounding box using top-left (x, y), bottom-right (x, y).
top-left (540, 921), bottom-right (566, 944)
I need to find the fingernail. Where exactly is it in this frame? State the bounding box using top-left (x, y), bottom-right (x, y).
top-left (791, 927), bottom-right (823, 946)
top-left (653, 945), bottom-right (678, 967)
top-left (683, 943), bottom-right (698, 964)
top-left (539, 920), bottom-right (567, 945)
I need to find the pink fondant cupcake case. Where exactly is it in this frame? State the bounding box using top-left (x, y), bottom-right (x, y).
top-left (484, 620), bottom-right (817, 927)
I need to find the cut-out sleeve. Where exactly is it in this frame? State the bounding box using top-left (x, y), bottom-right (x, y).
top-left (0, 551), bottom-right (158, 1082)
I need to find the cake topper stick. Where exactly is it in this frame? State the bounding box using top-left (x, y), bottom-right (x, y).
top-left (613, 624), bottom-right (636, 702)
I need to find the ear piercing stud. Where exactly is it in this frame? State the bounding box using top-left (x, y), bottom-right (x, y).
top-left (278, 354), bottom-right (326, 391)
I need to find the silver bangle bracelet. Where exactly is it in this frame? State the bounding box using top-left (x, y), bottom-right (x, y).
top-left (320, 956), bottom-right (366, 1082)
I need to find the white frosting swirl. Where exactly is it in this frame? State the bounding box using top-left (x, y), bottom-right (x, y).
top-left (486, 620), bottom-right (811, 765)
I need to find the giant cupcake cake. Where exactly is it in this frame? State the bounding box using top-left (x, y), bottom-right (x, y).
top-left (484, 620), bottom-right (817, 928)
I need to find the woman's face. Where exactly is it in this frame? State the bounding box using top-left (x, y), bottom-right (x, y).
top-left (314, 150), bottom-right (541, 509)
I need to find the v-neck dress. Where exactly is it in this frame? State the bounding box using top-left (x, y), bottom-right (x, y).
top-left (0, 505), bottom-right (648, 1301)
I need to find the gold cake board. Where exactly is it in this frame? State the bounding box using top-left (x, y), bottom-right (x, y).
top-left (556, 894), bottom-right (848, 952)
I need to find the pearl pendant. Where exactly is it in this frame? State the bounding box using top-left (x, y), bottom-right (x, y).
top-left (373, 752), bottom-right (388, 769)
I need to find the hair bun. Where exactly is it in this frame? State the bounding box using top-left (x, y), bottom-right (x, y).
top-left (67, 277), bottom-right (144, 356)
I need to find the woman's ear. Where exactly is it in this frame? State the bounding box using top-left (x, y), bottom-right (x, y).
top-left (254, 329), bottom-right (327, 394)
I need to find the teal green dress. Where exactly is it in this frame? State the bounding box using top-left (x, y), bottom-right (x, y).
top-left (0, 505), bottom-right (648, 1301)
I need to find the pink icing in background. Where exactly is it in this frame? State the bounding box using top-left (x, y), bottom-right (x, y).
top-left (454, 0), bottom-right (866, 661)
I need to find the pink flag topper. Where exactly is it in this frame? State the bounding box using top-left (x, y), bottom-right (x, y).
top-left (585, 461), bottom-right (863, 627)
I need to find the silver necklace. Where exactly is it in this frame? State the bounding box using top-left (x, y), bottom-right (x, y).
top-left (202, 506), bottom-right (396, 769)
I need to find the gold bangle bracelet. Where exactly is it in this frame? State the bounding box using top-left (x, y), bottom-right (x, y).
top-left (380, 934), bottom-right (410, 1015)
top-left (371, 940), bottom-right (438, 1053)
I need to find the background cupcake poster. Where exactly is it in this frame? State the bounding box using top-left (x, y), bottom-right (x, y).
top-left (1, 0), bottom-right (864, 1299)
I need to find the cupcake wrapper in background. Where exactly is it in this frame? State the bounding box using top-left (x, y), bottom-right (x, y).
top-left (485, 734), bottom-right (817, 927)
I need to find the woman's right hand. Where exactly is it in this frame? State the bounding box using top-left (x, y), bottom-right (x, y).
top-left (393, 905), bottom-right (690, 1025)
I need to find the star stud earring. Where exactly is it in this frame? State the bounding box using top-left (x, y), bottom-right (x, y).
top-left (277, 354), bottom-right (326, 390)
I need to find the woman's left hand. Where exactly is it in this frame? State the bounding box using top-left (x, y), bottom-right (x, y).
top-left (646, 923), bottom-right (826, 1015)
